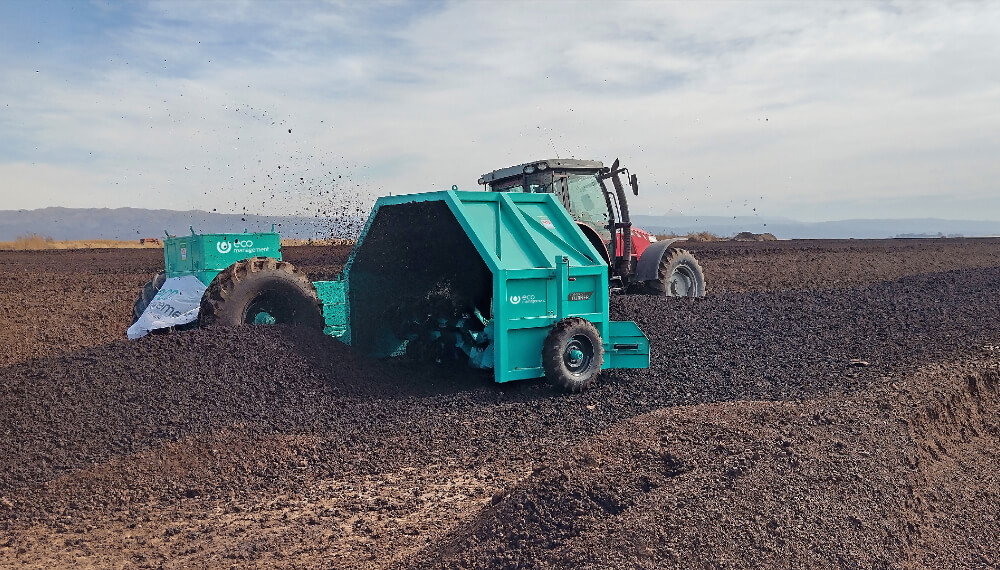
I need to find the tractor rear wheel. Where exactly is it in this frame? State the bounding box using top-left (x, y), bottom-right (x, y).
top-left (198, 257), bottom-right (323, 329)
top-left (646, 248), bottom-right (705, 297)
top-left (542, 317), bottom-right (604, 392)
top-left (132, 271), bottom-right (167, 323)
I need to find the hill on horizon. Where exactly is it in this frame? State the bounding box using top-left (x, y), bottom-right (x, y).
top-left (0, 207), bottom-right (365, 241)
top-left (2, 206), bottom-right (1000, 241)
top-left (631, 213), bottom-right (1000, 240)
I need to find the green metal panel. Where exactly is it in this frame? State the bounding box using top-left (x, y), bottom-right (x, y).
top-left (340, 189), bottom-right (648, 383)
top-left (313, 280), bottom-right (348, 338)
top-left (163, 231), bottom-right (281, 286)
top-left (605, 320), bottom-right (651, 369)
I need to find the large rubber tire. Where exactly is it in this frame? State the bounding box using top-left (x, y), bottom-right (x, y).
top-left (132, 271), bottom-right (167, 324)
top-left (198, 257), bottom-right (323, 329)
top-left (542, 317), bottom-right (605, 392)
top-left (646, 248), bottom-right (706, 297)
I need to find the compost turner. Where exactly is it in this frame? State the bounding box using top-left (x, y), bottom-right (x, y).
top-left (130, 190), bottom-right (649, 391)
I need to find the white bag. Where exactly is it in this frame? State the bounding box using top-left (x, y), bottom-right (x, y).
top-left (127, 275), bottom-right (208, 339)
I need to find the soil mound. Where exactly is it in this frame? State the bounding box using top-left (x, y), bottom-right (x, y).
top-left (0, 327), bottom-right (357, 516)
top-left (3, 242), bottom-right (1000, 567)
top-left (731, 231), bottom-right (777, 241)
top-left (282, 243), bottom-right (354, 280)
top-left (404, 362), bottom-right (1000, 568)
top-left (610, 267), bottom-right (1000, 406)
top-left (0, 245), bottom-right (350, 368)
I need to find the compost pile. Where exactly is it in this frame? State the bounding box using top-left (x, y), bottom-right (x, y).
top-left (2, 239), bottom-right (1000, 568)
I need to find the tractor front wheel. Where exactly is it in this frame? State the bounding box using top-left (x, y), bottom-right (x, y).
top-left (646, 248), bottom-right (705, 297)
top-left (199, 257), bottom-right (323, 329)
top-left (542, 317), bottom-right (605, 392)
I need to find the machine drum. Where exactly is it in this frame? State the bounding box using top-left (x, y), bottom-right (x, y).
top-left (199, 257), bottom-right (324, 329)
top-left (543, 317), bottom-right (605, 392)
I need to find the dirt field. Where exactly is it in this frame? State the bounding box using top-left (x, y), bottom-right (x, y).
top-left (1, 238), bottom-right (1000, 568)
top-left (0, 236), bottom-right (166, 250)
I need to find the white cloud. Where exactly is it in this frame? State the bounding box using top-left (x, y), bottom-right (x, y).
top-left (0, 0), bottom-right (998, 223)
top-left (0, 162), bottom-right (117, 209)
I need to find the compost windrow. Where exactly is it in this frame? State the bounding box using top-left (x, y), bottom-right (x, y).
top-left (3, 239), bottom-right (1000, 568)
top-left (3, 266), bottom-right (1000, 510)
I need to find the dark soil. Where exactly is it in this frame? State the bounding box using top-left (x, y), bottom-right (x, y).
top-left (406, 363), bottom-right (1000, 569)
top-left (1, 238), bottom-right (1000, 568)
top-left (0, 244), bottom-right (346, 367)
top-left (683, 236), bottom-right (1000, 292)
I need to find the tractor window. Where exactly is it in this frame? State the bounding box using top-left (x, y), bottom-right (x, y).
top-left (490, 173), bottom-right (553, 194)
top-left (565, 174), bottom-right (609, 230)
top-left (492, 180), bottom-right (524, 192)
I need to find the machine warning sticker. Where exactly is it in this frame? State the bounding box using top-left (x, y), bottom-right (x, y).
top-left (180, 246), bottom-right (187, 260)
top-left (568, 291), bottom-right (593, 301)
top-left (539, 217), bottom-right (554, 229)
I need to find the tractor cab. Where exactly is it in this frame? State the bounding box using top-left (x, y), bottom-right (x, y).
top-left (478, 158), bottom-right (651, 287)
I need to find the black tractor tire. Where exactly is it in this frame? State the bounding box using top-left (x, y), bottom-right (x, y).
top-left (542, 317), bottom-right (605, 392)
top-left (646, 248), bottom-right (706, 297)
top-left (132, 271), bottom-right (167, 323)
top-left (198, 257), bottom-right (323, 329)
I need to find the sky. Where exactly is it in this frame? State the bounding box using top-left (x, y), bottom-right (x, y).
top-left (1, 0), bottom-right (998, 222)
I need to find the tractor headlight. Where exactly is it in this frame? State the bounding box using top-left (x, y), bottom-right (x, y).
top-left (536, 162), bottom-right (548, 171)
top-left (523, 165), bottom-right (536, 174)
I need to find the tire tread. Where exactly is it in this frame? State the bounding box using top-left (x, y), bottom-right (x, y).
top-left (645, 248), bottom-right (706, 297)
top-left (198, 257), bottom-right (322, 328)
top-left (542, 317), bottom-right (605, 392)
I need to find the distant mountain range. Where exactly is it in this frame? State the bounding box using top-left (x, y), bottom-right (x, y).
top-left (631, 214), bottom-right (1000, 240)
top-left (0, 207), bottom-right (364, 241)
top-left (2, 207), bottom-right (999, 241)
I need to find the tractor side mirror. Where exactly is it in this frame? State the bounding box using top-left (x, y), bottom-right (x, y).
top-left (630, 174), bottom-right (639, 195)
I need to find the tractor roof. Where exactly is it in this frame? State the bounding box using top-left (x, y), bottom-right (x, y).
top-left (477, 158), bottom-right (604, 185)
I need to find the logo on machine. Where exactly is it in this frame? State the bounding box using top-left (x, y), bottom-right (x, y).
top-left (509, 295), bottom-right (520, 305)
top-left (568, 291), bottom-right (593, 301)
top-left (509, 294), bottom-right (544, 305)
top-left (217, 239), bottom-right (257, 254)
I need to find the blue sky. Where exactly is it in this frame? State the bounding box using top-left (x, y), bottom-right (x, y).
top-left (1, 0), bottom-right (999, 222)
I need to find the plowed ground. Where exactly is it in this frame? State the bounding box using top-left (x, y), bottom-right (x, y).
top-left (1, 238), bottom-right (999, 568)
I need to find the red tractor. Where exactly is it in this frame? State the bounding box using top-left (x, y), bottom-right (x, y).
top-left (478, 158), bottom-right (705, 296)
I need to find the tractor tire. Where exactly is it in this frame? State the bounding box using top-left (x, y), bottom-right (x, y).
top-left (132, 271), bottom-right (167, 323)
top-left (542, 317), bottom-right (605, 392)
top-left (646, 248), bottom-right (705, 297)
top-left (198, 257), bottom-right (323, 329)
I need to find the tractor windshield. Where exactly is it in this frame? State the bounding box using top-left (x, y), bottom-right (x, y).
top-left (489, 172), bottom-right (610, 235)
top-left (564, 173), bottom-right (609, 233)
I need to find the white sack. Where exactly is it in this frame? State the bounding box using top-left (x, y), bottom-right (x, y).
top-left (127, 275), bottom-right (208, 340)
